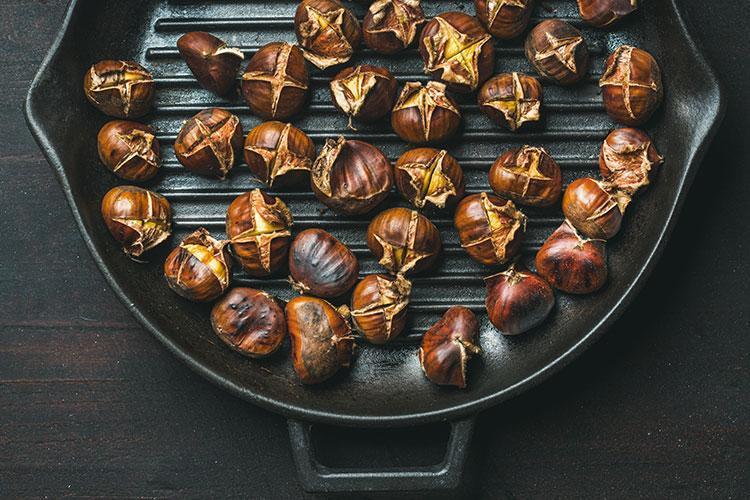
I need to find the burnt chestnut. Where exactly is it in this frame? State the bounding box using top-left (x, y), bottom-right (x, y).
top-left (330, 65), bottom-right (398, 128)
top-left (562, 177), bottom-right (630, 240)
top-left (489, 146), bottom-right (562, 208)
top-left (367, 208), bottom-right (442, 275)
top-left (289, 229), bottom-right (360, 298)
top-left (83, 60), bottom-right (154, 118)
top-left (577, 0), bottom-right (639, 28)
top-left (478, 72), bottom-right (543, 131)
top-left (395, 148), bottom-right (465, 209)
top-left (174, 108), bottom-right (243, 179)
top-left (164, 228), bottom-right (231, 302)
top-left (599, 127), bottom-right (663, 196)
top-left (419, 12), bottom-right (495, 94)
top-left (97, 120), bottom-right (160, 182)
top-left (525, 20), bottom-right (589, 86)
top-left (391, 81), bottom-right (462, 145)
top-left (485, 263), bottom-right (554, 335)
top-left (419, 306), bottom-right (480, 388)
top-left (294, 0), bottom-right (362, 69)
top-left (350, 273), bottom-right (412, 344)
top-left (535, 220), bottom-right (607, 294)
top-left (177, 31), bottom-right (244, 96)
top-left (599, 45), bottom-right (663, 126)
top-left (244, 121), bottom-right (314, 188)
top-left (311, 137), bottom-right (393, 215)
top-left (211, 288), bottom-right (286, 358)
top-left (226, 189), bottom-right (293, 277)
top-left (286, 296), bottom-right (355, 384)
top-left (474, 0), bottom-right (535, 39)
top-left (241, 42), bottom-right (309, 120)
top-left (101, 185), bottom-right (172, 258)
top-left (454, 193), bottom-right (527, 266)
top-left (363, 0), bottom-right (426, 54)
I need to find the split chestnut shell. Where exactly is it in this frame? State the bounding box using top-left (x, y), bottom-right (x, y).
top-left (164, 228), bottom-right (232, 302)
top-left (419, 306), bottom-right (480, 389)
top-left (351, 273), bottom-right (412, 345)
top-left (101, 185), bottom-right (172, 258)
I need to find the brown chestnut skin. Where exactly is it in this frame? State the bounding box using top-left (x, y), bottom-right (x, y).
top-left (562, 177), bottom-right (630, 240)
top-left (226, 189), bottom-right (293, 277)
top-left (350, 273), bottom-right (412, 345)
top-left (391, 81), bottom-right (462, 145)
top-left (311, 137), bottom-right (393, 215)
top-left (97, 120), bottom-right (160, 182)
top-left (577, 0), bottom-right (639, 28)
top-left (211, 288), bottom-right (286, 358)
top-left (244, 121), bottom-right (314, 188)
top-left (535, 221), bottom-right (607, 294)
top-left (599, 128), bottom-right (663, 196)
top-left (241, 42), bottom-right (309, 121)
top-left (177, 31), bottom-right (244, 96)
top-left (164, 228), bottom-right (232, 302)
top-left (330, 65), bottom-right (398, 128)
top-left (289, 229), bottom-right (360, 298)
top-left (83, 60), bottom-right (154, 118)
top-left (174, 108), bottom-right (243, 179)
top-left (101, 186), bottom-right (172, 258)
top-left (419, 12), bottom-right (495, 94)
top-left (525, 20), bottom-right (589, 86)
top-left (367, 208), bottom-right (442, 275)
top-left (478, 72), bottom-right (542, 132)
top-left (485, 264), bottom-right (554, 336)
top-left (474, 0), bottom-right (535, 39)
top-left (419, 306), bottom-right (480, 389)
top-left (286, 296), bottom-right (355, 384)
top-left (294, 0), bottom-right (362, 69)
top-left (395, 148), bottom-right (465, 209)
top-left (454, 193), bottom-right (527, 266)
top-left (489, 146), bottom-right (562, 208)
top-left (363, 0), bottom-right (426, 55)
top-left (599, 45), bottom-right (663, 126)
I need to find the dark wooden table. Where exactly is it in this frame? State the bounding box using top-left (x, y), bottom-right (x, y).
top-left (2, 1), bottom-right (748, 497)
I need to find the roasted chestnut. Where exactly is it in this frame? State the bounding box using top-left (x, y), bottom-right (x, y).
top-left (164, 228), bottom-right (231, 302)
top-left (474, 0), bottom-right (535, 39)
top-left (101, 185), bottom-right (172, 258)
top-left (350, 273), bottom-right (412, 344)
top-left (525, 20), bottom-right (589, 86)
top-left (289, 229), bottom-right (360, 298)
top-left (599, 128), bottom-right (663, 196)
top-left (478, 72), bottom-right (542, 131)
top-left (599, 45), bottom-right (663, 126)
top-left (367, 208), bottom-right (442, 275)
top-left (329, 65), bottom-right (398, 128)
top-left (174, 108), bottom-right (243, 179)
top-left (419, 12), bottom-right (495, 94)
top-left (244, 121), bottom-right (314, 188)
top-left (97, 120), bottom-right (160, 182)
top-left (454, 193), bottom-right (527, 266)
top-left (485, 263), bottom-right (554, 335)
top-left (363, 0), bottom-right (425, 54)
top-left (577, 0), bottom-right (639, 28)
top-left (226, 189), bottom-right (293, 276)
top-left (489, 146), bottom-right (562, 207)
top-left (562, 177), bottom-right (630, 240)
top-left (177, 31), bottom-right (244, 96)
top-left (286, 296), bottom-right (355, 384)
top-left (211, 288), bottom-right (286, 358)
top-left (241, 42), bottom-right (309, 120)
top-left (294, 0), bottom-right (362, 69)
top-left (535, 221), bottom-right (607, 294)
top-left (394, 148), bottom-right (465, 209)
top-left (391, 81), bottom-right (462, 145)
top-left (311, 137), bottom-right (393, 215)
top-left (418, 306), bottom-right (480, 389)
top-left (83, 60), bottom-right (154, 118)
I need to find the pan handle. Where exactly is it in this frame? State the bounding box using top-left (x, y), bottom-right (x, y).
top-left (287, 416), bottom-right (476, 493)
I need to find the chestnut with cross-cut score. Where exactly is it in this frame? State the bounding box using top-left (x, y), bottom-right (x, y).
top-left (174, 108), bottom-right (243, 179)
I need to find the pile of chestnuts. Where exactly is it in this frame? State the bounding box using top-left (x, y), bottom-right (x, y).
top-left (89, 0), bottom-right (665, 390)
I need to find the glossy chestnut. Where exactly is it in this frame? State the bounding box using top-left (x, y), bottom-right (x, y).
top-left (164, 228), bottom-right (231, 302)
top-left (294, 0), bottom-right (362, 69)
top-left (562, 177), bottom-right (630, 240)
top-left (419, 306), bottom-right (480, 389)
top-left (288, 229), bottom-right (360, 298)
top-left (244, 121), bottom-right (314, 188)
top-left (474, 0), bottom-right (535, 39)
top-left (577, 0), bottom-right (639, 28)
top-left (83, 60), bottom-right (154, 118)
top-left (367, 208), bottom-right (442, 275)
top-left (97, 120), bottom-right (160, 182)
top-left (485, 263), bottom-right (555, 335)
top-left (391, 81), bottom-right (462, 145)
top-left (350, 273), bottom-right (412, 344)
top-left (525, 20), bottom-right (589, 86)
top-left (599, 128), bottom-right (664, 196)
top-left (478, 72), bottom-right (542, 131)
top-left (177, 31), bottom-right (244, 96)
top-left (363, 0), bottom-right (426, 54)
top-left (394, 148), bottom-right (465, 209)
top-left (101, 185), bottom-right (172, 258)
top-left (489, 146), bottom-right (562, 207)
top-left (330, 65), bottom-right (398, 128)
top-left (174, 108), bottom-right (243, 179)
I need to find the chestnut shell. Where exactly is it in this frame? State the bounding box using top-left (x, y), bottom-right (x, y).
top-left (294, 0), bottom-right (362, 69)
top-left (174, 108), bottom-right (244, 179)
top-left (562, 177), bottom-right (628, 240)
top-left (288, 229), bottom-right (360, 298)
top-left (243, 121), bottom-right (315, 188)
top-left (525, 20), bottom-right (589, 86)
top-left (83, 60), bottom-right (154, 118)
top-left (418, 306), bottom-right (480, 388)
top-left (485, 264), bottom-right (555, 335)
top-left (395, 148), bottom-right (465, 209)
top-left (363, 0), bottom-right (426, 55)
top-left (177, 31), bottom-right (244, 96)
top-left (329, 65), bottom-right (398, 126)
top-left (350, 273), bottom-right (412, 345)
top-left (367, 207), bottom-right (442, 275)
top-left (474, 0), bottom-right (536, 39)
top-left (577, 0), bottom-right (639, 28)
top-left (97, 120), bottom-right (160, 182)
top-left (478, 72), bottom-right (543, 132)
top-left (599, 127), bottom-right (663, 196)
top-left (391, 81), bottom-right (462, 145)
top-left (489, 146), bottom-right (562, 208)
top-left (164, 228), bottom-right (232, 302)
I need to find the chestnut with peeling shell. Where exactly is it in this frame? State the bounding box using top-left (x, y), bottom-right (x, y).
top-left (367, 208), bottom-right (442, 275)
top-left (294, 0), bottom-right (362, 69)
top-left (177, 31), bottom-right (244, 96)
top-left (419, 12), bottom-right (495, 94)
top-left (474, 0), bottom-right (536, 39)
top-left (83, 60), bottom-right (154, 118)
top-left (174, 108), bottom-right (243, 179)
top-left (289, 229), bottom-right (360, 298)
top-left (391, 81), bottom-right (462, 145)
top-left (329, 65), bottom-right (398, 128)
top-left (577, 0), bottom-right (639, 28)
top-left (395, 148), bottom-right (465, 209)
top-left (97, 120), bottom-right (160, 182)
top-left (489, 146), bottom-right (562, 208)
top-left (562, 177), bottom-right (630, 240)
top-left (485, 263), bottom-right (555, 336)
top-left (164, 228), bottom-right (231, 302)
top-left (211, 288), bottom-right (286, 358)
top-left (536, 221), bottom-right (607, 294)
top-left (478, 72), bottom-right (543, 132)
top-left (226, 189), bottom-right (293, 277)
top-left (363, 0), bottom-right (425, 54)
top-left (101, 186), bottom-right (172, 258)
top-left (599, 128), bottom-right (663, 196)
top-left (351, 273), bottom-right (412, 345)
top-left (244, 121), bottom-right (314, 188)
top-left (419, 306), bottom-right (480, 389)
top-left (525, 20), bottom-right (589, 86)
